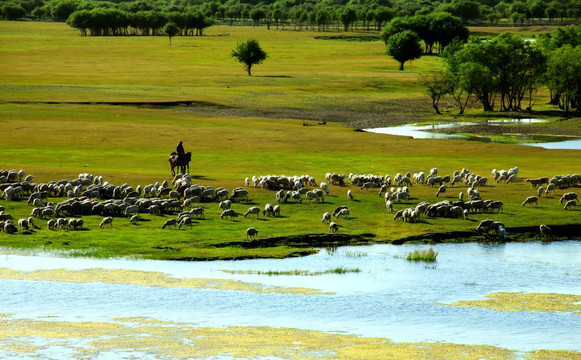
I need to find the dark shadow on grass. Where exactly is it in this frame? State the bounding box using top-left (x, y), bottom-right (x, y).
top-left (255, 75), bottom-right (293, 78)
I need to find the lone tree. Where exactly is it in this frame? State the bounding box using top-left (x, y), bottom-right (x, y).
top-left (231, 39), bottom-right (267, 76)
top-left (164, 22), bottom-right (180, 46)
top-left (386, 30), bottom-right (423, 70)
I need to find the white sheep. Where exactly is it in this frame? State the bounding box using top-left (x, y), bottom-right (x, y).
top-left (246, 227), bottom-right (258, 240)
top-left (522, 196), bottom-right (538, 207)
top-left (273, 205), bottom-right (281, 217)
top-left (545, 183), bottom-right (556, 195)
top-left (435, 185), bottom-right (447, 198)
top-left (347, 189), bottom-right (353, 200)
top-left (385, 199), bottom-right (393, 213)
top-left (162, 218), bottom-right (177, 229)
top-left (321, 212), bottom-right (332, 224)
top-left (560, 192), bottom-right (578, 204)
top-left (244, 206), bottom-right (260, 218)
top-left (537, 186), bottom-right (544, 197)
top-left (329, 222), bottom-right (340, 233)
top-left (539, 224), bottom-right (552, 239)
top-left (220, 209), bottom-right (237, 220)
top-left (263, 203), bottom-right (274, 217)
top-left (190, 207), bottom-right (205, 219)
top-left (305, 191), bottom-right (319, 202)
top-left (320, 182), bottom-right (330, 195)
top-left (97, 216), bottom-right (112, 228)
top-left (218, 200), bottom-right (232, 214)
top-left (336, 208), bottom-right (350, 219)
top-left (130, 215), bottom-right (140, 224)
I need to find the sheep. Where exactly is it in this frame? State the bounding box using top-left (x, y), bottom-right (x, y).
top-left (462, 209), bottom-right (469, 220)
top-left (320, 182), bottom-right (330, 195)
top-left (394, 191), bottom-right (409, 203)
top-left (130, 215), bottom-right (140, 224)
top-left (148, 205), bottom-right (161, 216)
top-left (56, 218), bottom-right (68, 229)
top-left (449, 206), bottom-right (464, 219)
top-left (522, 196), bottom-right (538, 207)
top-left (336, 208), bottom-right (350, 219)
top-left (545, 183), bottom-right (556, 196)
top-left (459, 192), bottom-right (464, 201)
top-left (305, 191), bottom-right (319, 202)
top-left (244, 206), bottom-right (260, 218)
top-left (273, 205), bottom-right (281, 217)
top-left (435, 185), bottom-right (447, 198)
top-left (360, 182), bottom-right (374, 190)
top-left (329, 222), bottom-right (340, 233)
top-left (218, 200), bottom-right (232, 214)
top-left (100, 216), bottom-right (113, 229)
top-left (220, 209), bottom-right (237, 220)
top-left (486, 201), bottom-right (504, 213)
top-left (378, 184), bottom-right (388, 197)
top-left (537, 186), bottom-right (544, 198)
top-left (321, 212), bottom-right (332, 224)
top-left (190, 207), bottom-right (205, 219)
top-left (125, 205), bottom-right (139, 217)
top-left (393, 209), bottom-right (405, 221)
top-left (178, 216), bottom-right (193, 229)
top-left (246, 227), bottom-right (258, 241)
top-left (476, 219), bottom-right (494, 232)
top-left (385, 199), bottom-right (393, 213)
top-left (560, 192), bottom-right (578, 204)
top-left (18, 218), bottom-right (29, 231)
top-left (27, 216), bottom-right (39, 229)
top-left (230, 188), bottom-right (249, 203)
top-left (47, 219), bottom-right (56, 230)
top-left (496, 224), bottom-right (507, 240)
top-left (347, 189), bottom-right (353, 200)
top-left (263, 203), bottom-right (275, 217)
top-left (313, 189), bottom-right (325, 203)
top-left (564, 200), bottom-right (576, 210)
top-left (162, 218), bottom-right (178, 229)
top-left (4, 221), bottom-right (17, 234)
top-left (276, 189), bottom-right (285, 203)
top-left (245, 177), bottom-right (250, 187)
top-left (332, 206), bottom-right (349, 218)
top-left (539, 224), bottom-right (552, 240)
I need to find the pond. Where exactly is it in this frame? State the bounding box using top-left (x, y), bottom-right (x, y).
top-left (364, 119), bottom-right (581, 150)
top-left (1, 241), bottom-right (580, 357)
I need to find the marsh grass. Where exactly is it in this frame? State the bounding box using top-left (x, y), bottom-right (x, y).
top-left (221, 268), bottom-right (361, 276)
top-left (406, 248), bottom-right (438, 262)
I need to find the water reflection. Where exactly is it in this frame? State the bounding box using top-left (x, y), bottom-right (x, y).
top-left (364, 119), bottom-right (581, 150)
top-left (0, 241), bottom-right (580, 351)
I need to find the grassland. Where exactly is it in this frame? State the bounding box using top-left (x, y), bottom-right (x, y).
top-left (0, 21), bottom-right (580, 261)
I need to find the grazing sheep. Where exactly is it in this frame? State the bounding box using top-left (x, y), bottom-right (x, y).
top-left (332, 206), bottom-right (349, 218)
top-left (18, 218), bottom-right (29, 231)
top-left (162, 218), bottom-right (178, 229)
top-left (347, 189), bottom-right (353, 200)
top-left (56, 218), bottom-right (68, 229)
top-left (476, 219), bottom-right (494, 232)
top-left (178, 216), bottom-right (193, 229)
top-left (230, 188), bottom-right (249, 203)
top-left (329, 222), bottom-right (340, 233)
top-left (321, 212), bottom-right (332, 224)
top-left (27, 216), bottom-right (39, 229)
top-left (545, 183), bottom-right (556, 196)
top-left (125, 205), bottom-right (139, 217)
top-left (246, 227), bottom-right (258, 241)
top-left (99, 216), bottom-right (113, 229)
top-left (496, 224), bottom-right (507, 240)
top-left (360, 182), bottom-right (374, 190)
top-left (218, 200), bottom-right (232, 214)
top-left (539, 224), bottom-right (552, 240)
top-left (336, 208), bottom-right (350, 219)
top-left (273, 205), bottom-right (281, 217)
top-left (560, 192), bottom-right (578, 204)
top-left (220, 209), bottom-right (237, 220)
top-left (486, 201), bottom-right (504, 213)
top-left (305, 191), bottom-right (319, 203)
top-left (435, 185), bottom-right (447, 198)
top-left (4, 221), bottom-right (17, 234)
top-left (244, 206), bottom-right (260, 218)
top-left (190, 207), bottom-right (205, 219)
top-left (462, 209), bottom-right (468, 220)
top-left (47, 219), bottom-right (56, 230)
top-left (313, 189), bottom-right (325, 203)
top-left (564, 200), bottom-right (576, 210)
top-left (537, 186), bottom-right (544, 198)
top-left (393, 209), bottom-right (405, 221)
top-left (263, 203), bottom-right (274, 217)
top-left (459, 192), bottom-right (464, 201)
top-left (130, 215), bottom-right (140, 224)
top-left (394, 191), bottom-right (409, 203)
top-left (385, 199), bottom-right (393, 213)
top-left (276, 189), bottom-right (285, 203)
top-left (148, 205), bottom-right (161, 216)
top-left (522, 196), bottom-right (538, 207)
top-left (320, 182), bottom-right (330, 195)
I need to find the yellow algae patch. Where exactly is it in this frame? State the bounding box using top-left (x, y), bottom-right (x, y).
top-left (444, 292), bottom-right (581, 315)
top-left (526, 350), bottom-right (581, 360)
top-left (1, 315), bottom-right (580, 360)
top-left (0, 268), bottom-right (329, 295)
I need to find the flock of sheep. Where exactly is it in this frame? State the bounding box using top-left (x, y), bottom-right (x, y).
top-left (0, 166), bottom-right (579, 242)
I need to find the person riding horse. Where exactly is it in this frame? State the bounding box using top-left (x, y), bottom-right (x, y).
top-left (176, 141), bottom-right (185, 163)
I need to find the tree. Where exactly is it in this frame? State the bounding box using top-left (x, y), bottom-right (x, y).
top-left (340, 7), bottom-right (357, 31)
top-left (421, 70), bottom-right (453, 114)
top-left (231, 39), bottom-right (267, 76)
top-left (164, 22), bottom-right (179, 46)
top-left (1, 4), bottom-right (27, 20)
top-left (546, 45), bottom-right (581, 113)
top-left (250, 9), bottom-right (265, 26)
top-left (386, 30), bottom-right (423, 71)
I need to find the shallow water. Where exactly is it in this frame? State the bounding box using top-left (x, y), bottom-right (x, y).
top-left (365, 119), bottom-right (581, 150)
top-left (1, 241), bottom-right (580, 353)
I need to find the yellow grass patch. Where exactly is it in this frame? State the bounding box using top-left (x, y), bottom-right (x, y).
top-left (0, 268), bottom-right (329, 295)
top-left (4, 315), bottom-right (576, 359)
top-left (443, 292), bottom-right (581, 315)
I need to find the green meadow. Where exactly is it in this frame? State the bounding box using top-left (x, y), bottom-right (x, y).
top-left (0, 21), bottom-right (579, 260)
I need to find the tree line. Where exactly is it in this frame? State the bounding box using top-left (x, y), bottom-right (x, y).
top-left (2, 0), bottom-right (581, 32)
top-left (420, 25), bottom-right (581, 114)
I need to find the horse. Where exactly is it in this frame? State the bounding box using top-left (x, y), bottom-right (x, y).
top-left (169, 151), bottom-right (191, 176)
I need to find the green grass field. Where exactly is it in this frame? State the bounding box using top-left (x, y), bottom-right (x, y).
top-left (0, 21), bottom-right (579, 260)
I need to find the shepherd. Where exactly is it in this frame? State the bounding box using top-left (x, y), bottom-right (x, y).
top-left (169, 141), bottom-right (191, 176)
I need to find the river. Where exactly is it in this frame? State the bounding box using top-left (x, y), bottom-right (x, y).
top-left (1, 241), bottom-right (580, 358)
